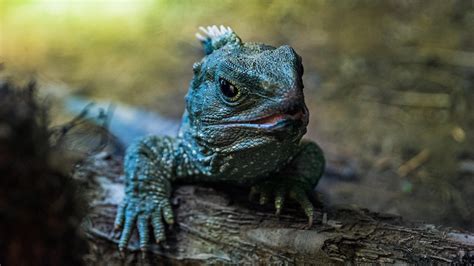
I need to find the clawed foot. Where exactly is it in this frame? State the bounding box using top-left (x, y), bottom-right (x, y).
top-left (250, 180), bottom-right (314, 228)
top-left (113, 195), bottom-right (174, 254)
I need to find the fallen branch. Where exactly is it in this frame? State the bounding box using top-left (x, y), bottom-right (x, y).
top-left (78, 155), bottom-right (474, 264)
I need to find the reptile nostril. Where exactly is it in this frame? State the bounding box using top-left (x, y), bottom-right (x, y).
top-left (286, 104), bottom-right (303, 116)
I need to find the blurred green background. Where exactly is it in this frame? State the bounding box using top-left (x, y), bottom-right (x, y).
top-left (1, 0), bottom-right (473, 230)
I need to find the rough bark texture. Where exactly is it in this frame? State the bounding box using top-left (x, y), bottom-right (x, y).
top-left (78, 154), bottom-right (474, 265)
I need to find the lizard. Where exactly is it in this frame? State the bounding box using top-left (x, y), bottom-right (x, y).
top-left (114, 25), bottom-right (325, 252)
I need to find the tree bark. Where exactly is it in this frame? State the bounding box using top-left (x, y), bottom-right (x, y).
top-left (78, 155), bottom-right (474, 265)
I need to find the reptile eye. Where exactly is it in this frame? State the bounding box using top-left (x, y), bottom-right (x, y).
top-left (219, 78), bottom-right (240, 100)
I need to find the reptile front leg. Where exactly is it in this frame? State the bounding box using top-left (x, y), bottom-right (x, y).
top-left (114, 136), bottom-right (177, 252)
top-left (250, 140), bottom-right (325, 226)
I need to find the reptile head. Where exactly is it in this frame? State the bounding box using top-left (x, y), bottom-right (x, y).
top-left (185, 25), bottom-right (308, 151)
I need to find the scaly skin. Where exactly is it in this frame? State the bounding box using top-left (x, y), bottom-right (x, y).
top-left (114, 25), bottom-right (325, 252)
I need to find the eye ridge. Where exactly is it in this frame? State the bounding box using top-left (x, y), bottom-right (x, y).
top-left (219, 77), bottom-right (241, 100)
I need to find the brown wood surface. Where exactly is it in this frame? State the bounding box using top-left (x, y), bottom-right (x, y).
top-left (78, 155), bottom-right (474, 265)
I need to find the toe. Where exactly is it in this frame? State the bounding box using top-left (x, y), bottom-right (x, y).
top-left (161, 201), bottom-right (175, 225)
top-left (259, 191), bottom-right (270, 205)
top-left (151, 212), bottom-right (165, 243)
top-left (274, 188), bottom-right (286, 215)
top-left (114, 201), bottom-right (126, 231)
top-left (118, 211), bottom-right (137, 251)
top-left (137, 215), bottom-right (150, 251)
top-left (289, 188), bottom-right (314, 227)
top-left (249, 186), bottom-right (259, 201)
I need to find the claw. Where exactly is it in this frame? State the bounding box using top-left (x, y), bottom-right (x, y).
top-left (289, 188), bottom-right (315, 228)
top-left (259, 192), bottom-right (269, 205)
top-left (274, 196), bottom-right (283, 215)
top-left (249, 186), bottom-right (258, 201)
top-left (119, 247), bottom-right (126, 258)
top-left (275, 207), bottom-right (282, 216)
top-left (251, 179), bottom-right (319, 230)
top-left (140, 250), bottom-right (147, 259)
top-left (162, 202), bottom-right (175, 225)
top-left (307, 214), bottom-right (314, 229)
top-left (274, 188), bottom-right (285, 216)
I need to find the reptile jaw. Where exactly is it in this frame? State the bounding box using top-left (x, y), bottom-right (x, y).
top-left (248, 109), bottom-right (305, 127)
top-left (245, 102), bottom-right (308, 128)
top-left (215, 106), bottom-right (307, 130)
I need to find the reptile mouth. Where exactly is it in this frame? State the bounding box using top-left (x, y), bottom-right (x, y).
top-left (247, 108), bottom-right (305, 127)
top-left (219, 105), bottom-right (308, 130)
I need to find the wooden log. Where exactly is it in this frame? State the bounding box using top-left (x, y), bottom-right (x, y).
top-left (78, 155), bottom-right (474, 265)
